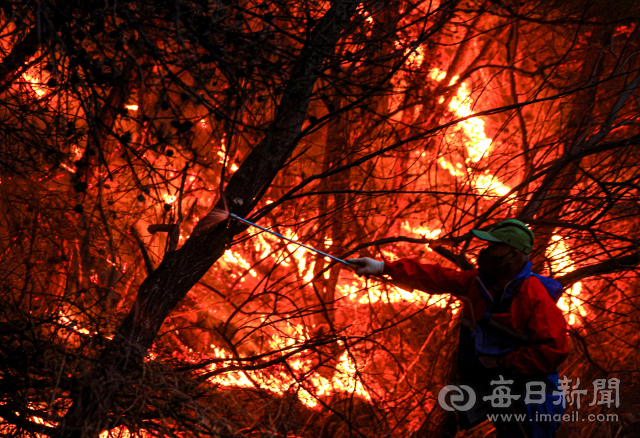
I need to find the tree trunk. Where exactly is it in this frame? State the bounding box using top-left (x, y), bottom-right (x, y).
top-left (53, 2), bottom-right (359, 436)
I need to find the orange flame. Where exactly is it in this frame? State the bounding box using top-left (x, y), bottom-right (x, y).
top-left (546, 235), bottom-right (587, 326)
top-left (22, 70), bottom-right (47, 97)
top-left (430, 68), bottom-right (515, 200)
top-left (203, 338), bottom-right (371, 409)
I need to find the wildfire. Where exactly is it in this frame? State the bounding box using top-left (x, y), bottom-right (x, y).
top-left (427, 68), bottom-right (585, 325)
top-left (430, 68), bottom-right (515, 200)
top-left (22, 69), bottom-right (47, 97)
top-left (58, 306), bottom-right (97, 336)
top-left (100, 428), bottom-right (137, 438)
top-left (448, 81), bottom-right (492, 163)
top-left (546, 235), bottom-right (587, 326)
top-left (209, 215), bottom-right (460, 409)
top-left (401, 221), bottom-right (442, 240)
top-left (215, 141), bottom-right (239, 171)
top-left (200, 332), bottom-right (370, 409)
top-left (0, 402), bottom-right (58, 437)
top-left (428, 69), bottom-right (446, 82)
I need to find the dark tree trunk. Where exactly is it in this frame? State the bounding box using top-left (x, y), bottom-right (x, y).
top-left (53, 2), bottom-right (359, 436)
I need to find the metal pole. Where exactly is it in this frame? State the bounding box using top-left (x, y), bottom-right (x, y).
top-left (228, 213), bottom-right (350, 266)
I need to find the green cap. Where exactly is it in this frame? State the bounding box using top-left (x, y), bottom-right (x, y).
top-left (471, 219), bottom-right (534, 254)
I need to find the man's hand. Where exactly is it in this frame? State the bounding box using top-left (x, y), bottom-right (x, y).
top-left (347, 258), bottom-right (384, 276)
top-left (478, 355), bottom-right (499, 369)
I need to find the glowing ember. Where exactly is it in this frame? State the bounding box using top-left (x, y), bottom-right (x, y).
top-left (125, 104), bottom-right (138, 111)
top-left (163, 194), bottom-right (176, 204)
top-left (71, 144), bottom-right (83, 160)
top-left (60, 163), bottom-right (76, 173)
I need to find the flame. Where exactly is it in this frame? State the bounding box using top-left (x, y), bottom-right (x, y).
top-left (429, 68), bottom-right (515, 200)
top-left (204, 337), bottom-right (371, 409)
top-left (0, 402), bottom-right (59, 437)
top-left (22, 69), bottom-right (47, 97)
top-left (60, 163), bottom-right (76, 173)
top-left (429, 69), bottom-right (446, 82)
top-left (546, 235), bottom-right (587, 326)
top-left (406, 45), bottom-right (425, 68)
top-left (99, 427), bottom-right (151, 438)
top-left (429, 67), bottom-right (585, 325)
top-left (58, 307), bottom-right (97, 336)
top-left (224, 249), bottom-right (257, 277)
top-left (448, 82), bottom-right (492, 163)
top-left (163, 194), bottom-right (176, 204)
top-left (472, 173), bottom-right (513, 197)
top-left (216, 141), bottom-right (239, 171)
top-left (210, 218), bottom-right (457, 409)
top-left (401, 221), bottom-right (441, 239)
top-left (125, 104), bottom-right (138, 111)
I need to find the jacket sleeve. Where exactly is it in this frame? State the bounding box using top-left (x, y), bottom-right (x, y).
top-left (383, 258), bottom-right (476, 297)
top-left (499, 281), bottom-right (569, 374)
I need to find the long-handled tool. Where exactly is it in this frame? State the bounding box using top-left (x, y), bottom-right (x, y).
top-left (200, 205), bottom-right (356, 269)
top-left (230, 212), bottom-right (352, 267)
top-left (199, 205), bottom-right (408, 288)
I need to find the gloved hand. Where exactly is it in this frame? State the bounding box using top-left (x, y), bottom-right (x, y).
top-left (347, 258), bottom-right (385, 276)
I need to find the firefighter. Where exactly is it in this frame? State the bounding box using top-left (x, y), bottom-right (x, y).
top-left (348, 219), bottom-right (569, 438)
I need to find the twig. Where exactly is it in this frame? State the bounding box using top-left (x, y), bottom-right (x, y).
top-left (130, 225), bottom-right (154, 274)
top-left (147, 224), bottom-right (174, 234)
top-left (168, 163), bottom-right (190, 252)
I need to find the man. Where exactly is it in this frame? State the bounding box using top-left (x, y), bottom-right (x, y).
top-left (348, 219), bottom-right (569, 438)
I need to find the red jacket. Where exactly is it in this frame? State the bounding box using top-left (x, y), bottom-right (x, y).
top-left (383, 259), bottom-right (569, 375)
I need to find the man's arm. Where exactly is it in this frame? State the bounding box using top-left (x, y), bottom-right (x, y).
top-left (348, 257), bottom-right (476, 297)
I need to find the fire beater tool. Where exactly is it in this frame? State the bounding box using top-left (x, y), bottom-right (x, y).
top-left (202, 206), bottom-right (361, 271)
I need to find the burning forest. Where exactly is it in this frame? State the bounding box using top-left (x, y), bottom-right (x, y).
top-left (1, 0), bottom-right (640, 437)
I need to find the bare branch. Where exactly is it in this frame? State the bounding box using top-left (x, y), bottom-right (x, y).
top-left (557, 249), bottom-right (640, 287)
top-left (130, 225), bottom-right (154, 275)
